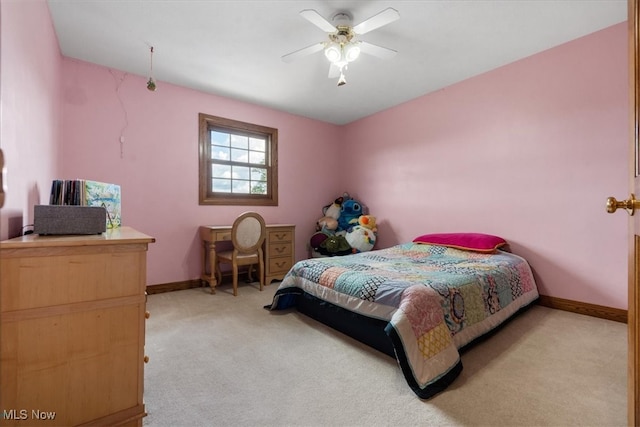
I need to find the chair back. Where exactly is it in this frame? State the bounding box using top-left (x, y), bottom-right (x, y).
top-left (231, 211), bottom-right (266, 254)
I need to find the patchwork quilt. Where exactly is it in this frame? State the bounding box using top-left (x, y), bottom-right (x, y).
top-left (268, 242), bottom-right (539, 398)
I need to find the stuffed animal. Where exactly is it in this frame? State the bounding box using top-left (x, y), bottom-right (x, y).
top-left (324, 197), bottom-right (343, 219)
top-left (316, 217), bottom-right (338, 231)
top-left (345, 225), bottom-right (377, 253)
top-left (337, 198), bottom-right (364, 232)
top-left (316, 197), bottom-right (343, 231)
top-left (309, 231), bottom-right (329, 251)
top-left (358, 215), bottom-right (377, 233)
top-left (318, 234), bottom-right (352, 256)
top-left (311, 193), bottom-right (378, 255)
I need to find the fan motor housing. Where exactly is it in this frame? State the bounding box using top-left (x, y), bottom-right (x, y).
top-left (329, 27), bottom-right (354, 44)
top-left (331, 11), bottom-right (353, 26)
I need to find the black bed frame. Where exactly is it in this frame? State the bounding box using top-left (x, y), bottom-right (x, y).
top-left (283, 289), bottom-right (534, 399)
top-left (297, 291), bottom-right (396, 358)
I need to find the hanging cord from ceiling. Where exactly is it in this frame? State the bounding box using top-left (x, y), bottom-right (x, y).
top-left (147, 46), bottom-right (157, 91)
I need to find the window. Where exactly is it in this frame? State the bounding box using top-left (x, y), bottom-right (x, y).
top-left (199, 113), bottom-right (278, 206)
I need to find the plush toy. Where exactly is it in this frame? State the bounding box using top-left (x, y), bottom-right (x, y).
top-left (318, 234), bottom-right (352, 256)
top-left (345, 225), bottom-right (377, 253)
top-left (316, 197), bottom-right (343, 231)
top-left (324, 197), bottom-right (343, 219)
top-left (309, 231), bottom-right (329, 251)
top-left (337, 198), bottom-right (364, 232)
top-left (316, 217), bottom-right (338, 231)
top-left (358, 215), bottom-right (377, 233)
top-left (311, 193), bottom-right (378, 256)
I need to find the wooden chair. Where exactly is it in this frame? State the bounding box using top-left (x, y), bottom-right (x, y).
top-left (215, 211), bottom-right (266, 296)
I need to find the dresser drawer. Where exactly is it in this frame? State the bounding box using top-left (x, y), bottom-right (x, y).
top-left (1, 251), bottom-right (145, 312)
top-left (268, 256), bottom-right (293, 274)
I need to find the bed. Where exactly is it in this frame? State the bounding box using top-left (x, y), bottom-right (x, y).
top-left (266, 233), bottom-right (539, 398)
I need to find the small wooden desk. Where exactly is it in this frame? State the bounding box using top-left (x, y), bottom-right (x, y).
top-left (199, 224), bottom-right (295, 293)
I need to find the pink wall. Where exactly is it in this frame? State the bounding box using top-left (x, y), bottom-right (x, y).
top-left (1, 1), bottom-right (629, 310)
top-left (60, 60), bottom-right (343, 285)
top-left (0, 0), bottom-right (62, 240)
top-left (343, 23), bottom-right (629, 310)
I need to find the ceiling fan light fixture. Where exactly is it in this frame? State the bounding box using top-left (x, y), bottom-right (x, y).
top-left (344, 43), bottom-right (360, 62)
top-left (324, 43), bottom-right (341, 63)
top-left (285, 7), bottom-right (399, 86)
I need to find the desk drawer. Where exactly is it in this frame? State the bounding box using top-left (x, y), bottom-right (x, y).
top-left (214, 231), bottom-right (232, 242)
top-left (268, 257), bottom-right (293, 274)
top-left (268, 230), bottom-right (292, 244)
top-left (268, 243), bottom-right (292, 258)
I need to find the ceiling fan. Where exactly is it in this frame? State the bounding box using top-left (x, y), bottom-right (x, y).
top-left (282, 7), bottom-right (400, 86)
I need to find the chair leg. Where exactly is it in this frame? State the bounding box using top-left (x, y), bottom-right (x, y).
top-left (258, 259), bottom-right (264, 291)
top-left (214, 264), bottom-right (222, 294)
top-left (232, 265), bottom-right (238, 296)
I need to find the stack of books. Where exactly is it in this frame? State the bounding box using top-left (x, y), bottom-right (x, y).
top-left (49, 179), bottom-right (121, 228)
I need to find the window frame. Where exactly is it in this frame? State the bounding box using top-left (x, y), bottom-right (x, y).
top-left (198, 113), bottom-right (278, 206)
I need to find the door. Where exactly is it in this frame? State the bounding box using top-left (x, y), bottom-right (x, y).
top-left (608, 1), bottom-right (640, 424)
top-left (629, 1), bottom-right (640, 424)
top-left (610, 1), bottom-right (640, 424)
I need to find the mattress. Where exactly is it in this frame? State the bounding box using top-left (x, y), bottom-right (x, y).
top-left (267, 242), bottom-right (539, 398)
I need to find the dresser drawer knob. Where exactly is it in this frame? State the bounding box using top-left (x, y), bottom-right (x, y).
top-left (145, 311), bottom-right (150, 319)
top-left (144, 356), bottom-right (149, 363)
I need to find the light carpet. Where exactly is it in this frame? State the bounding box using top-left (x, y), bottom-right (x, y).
top-left (143, 282), bottom-right (627, 427)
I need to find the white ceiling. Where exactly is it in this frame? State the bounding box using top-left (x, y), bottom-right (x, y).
top-left (47, 0), bottom-right (627, 125)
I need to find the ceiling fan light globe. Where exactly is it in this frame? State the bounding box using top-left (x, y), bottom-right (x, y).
top-left (344, 44), bottom-right (360, 62)
top-left (324, 44), bottom-right (341, 63)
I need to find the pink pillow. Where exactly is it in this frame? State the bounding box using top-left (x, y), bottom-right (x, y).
top-left (412, 233), bottom-right (507, 253)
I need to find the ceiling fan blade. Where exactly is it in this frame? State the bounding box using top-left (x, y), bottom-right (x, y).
top-left (281, 42), bottom-right (325, 63)
top-left (352, 7), bottom-right (400, 35)
top-left (328, 63), bottom-right (341, 78)
top-left (300, 9), bottom-right (337, 33)
top-left (358, 41), bottom-right (397, 60)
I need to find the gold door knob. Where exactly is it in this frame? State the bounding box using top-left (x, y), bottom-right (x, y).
top-left (606, 194), bottom-right (640, 215)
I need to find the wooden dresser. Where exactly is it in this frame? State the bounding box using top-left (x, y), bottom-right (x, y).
top-left (0, 227), bottom-right (155, 427)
